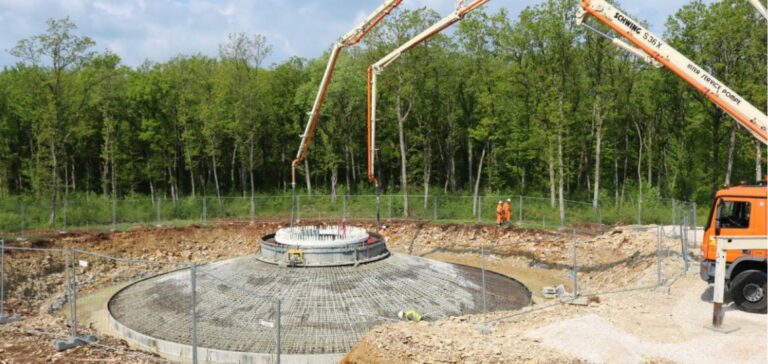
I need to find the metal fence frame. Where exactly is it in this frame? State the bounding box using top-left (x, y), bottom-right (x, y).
top-left (0, 212), bottom-right (698, 363)
top-left (0, 194), bottom-right (705, 237)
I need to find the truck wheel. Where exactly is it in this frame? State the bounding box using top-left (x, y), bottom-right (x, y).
top-left (730, 270), bottom-right (767, 314)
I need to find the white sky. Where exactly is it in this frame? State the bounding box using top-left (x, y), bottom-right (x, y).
top-left (0, 0), bottom-right (717, 68)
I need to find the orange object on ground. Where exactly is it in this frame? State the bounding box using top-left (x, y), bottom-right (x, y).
top-left (503, 200), bottom-right (512, 223)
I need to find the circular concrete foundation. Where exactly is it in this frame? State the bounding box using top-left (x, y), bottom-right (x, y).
top-left (108, 235), bottom-right (530, 363)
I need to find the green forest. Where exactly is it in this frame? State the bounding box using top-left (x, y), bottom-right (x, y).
top-left (0, 0), bottom-right (765, 221)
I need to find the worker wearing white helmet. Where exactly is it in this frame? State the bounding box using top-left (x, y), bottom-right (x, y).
top-left (496, 201), bottom-right (504, 226)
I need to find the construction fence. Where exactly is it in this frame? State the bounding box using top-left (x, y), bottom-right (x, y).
top-left (0, 194), bottom-right (705, 237)
top-left (0, 207), bottom-right (702, 363)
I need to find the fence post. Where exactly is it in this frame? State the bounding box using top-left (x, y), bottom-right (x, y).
top-left (433, 196), bottom-right (438, 221)
top-left (476, 196), bottom-right (482, 224)
top-left (202, 197), bottom-right (207, 226)
top-left (480, 243), bottom-right (488, 334)
top-left (657, 226), bottom-right (662, 287)
top-left (0, 239), bottom-right (3, 319)
top-left (0, 239), bottom-right (19, 325)
top-left (296, 194), bottom-right (301, 221)
top-left (62, 199), bottom-right (68, 233)
top-left (250, 195), bottom-right (256, 225)
top-left (111, 199), bottom-right (117, 231)
top-left (343, 194), bottom-right (347, 221)
top-left (19, 203), bottom-right (26, 239)
top-left (680, 216), bottom-right (689, 273)
top-left (275, 299), bottom-right (281, 364)
top-left (155, 198), bottom-right (161, 227)
top-left (598, 203), bottom-right (604, 234)
top-left (572, 229), bottom-right (578, 297)
top-left (70, 248), bottom-right (77, 339)
top-left (518, 196), bottom-right (523, 224)
top-left (388, 194), bottom-right (392, 221)
top-left (191, 263), bottom-right (198, 364)
top-left (671, 199), bottom-right (677, 227)
top-left (692, 202), bottom-right (697, 244)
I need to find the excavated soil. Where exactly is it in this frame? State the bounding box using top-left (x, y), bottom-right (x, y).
top-left (2, 219), bottom-right (757, 363)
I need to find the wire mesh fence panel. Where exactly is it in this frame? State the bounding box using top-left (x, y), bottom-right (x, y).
top-left (193, 270), bottom-right (280, 363)
top-left (297, 194), bottom-right (344, 222)
top-left (216, 197), bottom-right (250, 219)
top-left (0, 198), bottom-right (23, 234)
top-left (115, 199), bottom-right (155, 226)
top-left (71, 249), bottom-right (189, 355)
top-left (433, 195), bottom-right (475, 222)
top-left (517, 196), bottom-right (560, 229)
top-left (16, 198), bottom-right (52, 233)
top-left (403, 195), bottom-right (431, 221)
top-left (157, 197), bottom-right (204, 223)
top-left (564, 200), bottom-right (597, 228)
top-left (659, 225), bottom-right (691, 287)
top-left (253, 196), bottom-right (292, 220)
top-left (575, 226), bottom-right (662, 297)
top-left (0, 245), bottom-right (71, 339)
top-left (344, 195), bottom-right (377, 221)
top-left (92, 251), bottom-right (193, 361)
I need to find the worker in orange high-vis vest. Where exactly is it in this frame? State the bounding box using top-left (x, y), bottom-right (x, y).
top-left (503, 198), bottom-right (512, 225)
top-left (496, 201), bottom-right (504, 226)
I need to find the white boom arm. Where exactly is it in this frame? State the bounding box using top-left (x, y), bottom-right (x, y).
top-left (367, 0), bottom-right (489, 184)
top-left (749, 0), bottom-right (768, 19)
top-left (579, 0), bottom-right (768, 144)
top-left (292, 0), bottom-right (402, 185)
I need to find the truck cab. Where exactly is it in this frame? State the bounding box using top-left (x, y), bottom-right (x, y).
top-left (700, 181), bottom-right (767, 313)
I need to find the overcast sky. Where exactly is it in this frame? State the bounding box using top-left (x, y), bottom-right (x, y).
top-left (0, 0), bottom-right (714, 68)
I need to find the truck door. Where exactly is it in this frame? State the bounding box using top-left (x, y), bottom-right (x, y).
top-left (708, 198), bottom-right (767, 262)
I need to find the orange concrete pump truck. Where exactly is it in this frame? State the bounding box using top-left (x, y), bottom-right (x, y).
top-left (578, 0), bottom-right (767, 316)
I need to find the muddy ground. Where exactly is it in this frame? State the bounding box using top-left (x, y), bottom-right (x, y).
top-left (1, 220), bottom-right (762, 363)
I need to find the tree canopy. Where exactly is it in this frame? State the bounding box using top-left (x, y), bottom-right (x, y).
top-left (0, 0), bottom-right (765, 220)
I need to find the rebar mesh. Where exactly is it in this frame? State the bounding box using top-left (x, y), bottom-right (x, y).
top-left (109, 253), bottom-right (530, 355)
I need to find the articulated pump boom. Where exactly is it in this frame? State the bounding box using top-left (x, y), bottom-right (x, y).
top-left (366, 0), bottom-right (489, 229)
top-left (290, 0), bottom-right (402, 225)
top-left (367, 0), bottom-right (489, 187)
top-left (578, 0), bottom-right (768, 144)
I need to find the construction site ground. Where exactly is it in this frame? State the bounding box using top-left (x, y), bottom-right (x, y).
top-left (0, 220), bottom-right (765, 363)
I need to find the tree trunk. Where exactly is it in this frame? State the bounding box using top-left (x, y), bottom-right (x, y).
top-left (398, 116), bottom-right (409, 218)
top-left (634, 121), bottom-right (644, 223)
top-left (48, 139), bottom-right (58, 226)
top-left (472, 141), bottom-right (488, 217)
top-left (230, 143), bottom-right (237, 193)
top-left (548, 145), bottom-right (556, 208)
top-left (614, 156), bottom-right (619, 206)
top-left (468, 140), bottom-right (474, 191)
top-left (249, 137), bottom-right (256, 201)
top-left (331, 166), bottom-right (338, 203)
top-left (593, 102), bottom-right (603, 210)
top-left (423, 136), bottom-right (431, 210)
top-left (211, 142), bottom-right (222, 206)
top-left (557, 129), bottom-right (565, 227)
top-left (725, 126), bottom-right (736, 186)
top-left (395, 80), bottom-right (412, 218)
top-left (150, 180), bottom-right (156, 206)
top-left (647, 123), bottom-right (653, 187)
top-left (345, 145), bottom-right (351, 194)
